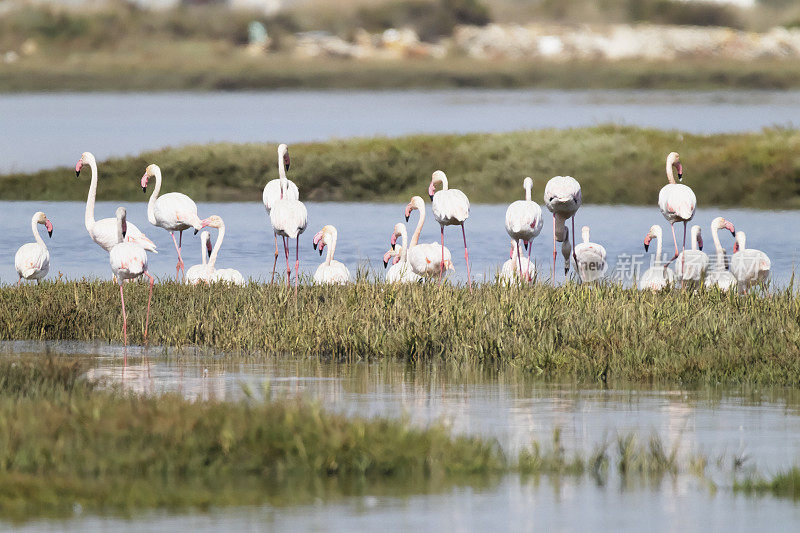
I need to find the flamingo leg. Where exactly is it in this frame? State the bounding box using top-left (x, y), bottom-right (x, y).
top-left (294, 237), bottom-right (300, 298)
top-left (170, 232), bottom-right (185, 281)
top-left (516, 240), bottom-right (523, 282)
top-left (271, 232), bottom-right (279, 283)
top-left (669, 223), bottom-right (679, 261)
top-left (144, 271), bottom-right (154, 343)
top-left (283, 236), bottom-right (291, 287)
top-left (551, 214), bottom-right (557, 285)
top-left (462, 223), bottom-right (472, 291)
top-left (119, 283), bottom-right (128, 346)
top-left (571, 217), bottom-right (577, 267)
top-left (526, 240), bottom-right (533, 283)
top-left (439, 226), bottom-right (445, 285)
top-left (681, 221), bottom-right (687, 289)
top-left (17, 277), bottom-right (21, 286)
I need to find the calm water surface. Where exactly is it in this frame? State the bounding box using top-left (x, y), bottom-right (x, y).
top-left (3, 341), bottom-right (800, 531)
top-left (4, 89), bottom-right (800, 173)
top-left (2, 201), bottom-right (797, 286)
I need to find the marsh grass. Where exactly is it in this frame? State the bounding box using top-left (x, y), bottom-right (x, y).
top-left (4, 126), bottom-right (800, 207)
top-left (735, 468), bottom-right (800, 500)
top-left (2, 280), bottom-right (800, 385)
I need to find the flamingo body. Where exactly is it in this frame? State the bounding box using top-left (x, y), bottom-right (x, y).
top-left (270, 200), bottom-right (308, 239)
top-left (543, 176), bottom-right (582, 219)
top-left (313, 225), bottom-right (349, 285)
top-left (730, 231), bottom-right (770, 291)
top-left (574, 226), bottom-right (606, 283)
top-left (185, 230), bottom-right (213, 285)
top-left (499, 241), bottom-right (535, 284)
top-left (263, 179), bottom-right (299, 213)
top-left (213, 268), bottom-right (246, 285)
top-left (15, 211), bottom-right (52, 282)
top-left (658, 184), bottom-right (696, 224)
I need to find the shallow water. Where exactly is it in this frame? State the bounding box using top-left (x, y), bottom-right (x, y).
top-left (4, 89), bottom-right (800, 173)
top-left (4, 341), bottom-right (800, 530)
top-left (2, 201), bottom-right (797, 286)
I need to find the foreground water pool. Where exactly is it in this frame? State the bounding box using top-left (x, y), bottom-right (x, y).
top-left (1, 201), bottom-right (797, 287)
top-left (3, 340), bottom-right (800, 530)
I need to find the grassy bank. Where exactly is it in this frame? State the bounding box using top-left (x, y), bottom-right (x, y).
top-left (4, 126), bottom-right (800, 208)
top-left (0, 358), bottom-right (504, 520)
top-left (6, 54), bottom-right (800, 92)
top-left (2, 281), bottom-right (800, 385)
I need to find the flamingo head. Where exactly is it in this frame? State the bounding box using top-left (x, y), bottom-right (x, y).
top-left (668, 152), bottom-right (683, 181)
top-left (200, 215), bottom-right (223, 230)
top-left (713, 217), bottom-right (736, 236)
top-left (405, 196), bottom-right (424, 221)
top-left (382, 249), bottom-right (393, 268)
top-left (429, 170), bottom-right (447, 200)
top-left (427, 182), bottom-right (436, 200)
top-left (394, 252), bottom-right (401, 265)
top-left (141, 164), bottom-right (158, 193)
top-left (279, 143), bottom-right (290, 171)
top-left (35, 212), bottom-right (53, 237)
top-left (390, 230), bottom-right (398, 250)
top-left (313, 230), bottom-right (325, 253)
top-left (75, 152), bottom-right (94, 178)
top-left (643, 235), bottom-right (652, 252)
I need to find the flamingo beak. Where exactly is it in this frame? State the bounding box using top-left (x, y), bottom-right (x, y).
top-left (382, 250), bottom-right (392, 268)
top-left (428, 182), bottom-right (436, 201)
top-left (733, 242), bottom-right (739, 253)
top-left (390, 232), bottom-right (398, 250)
top-left (725, 221), bottom-right (736, 236)
top-left (45, 219), bottom-right (53, 237)
top-left (523, 241), bottom-right (529, 251)
top-left (404, 205), bottom-right (411, 222)
top-left (284, 152), bottom-right (290, 172)
top-left (698, 236), bottom-right (703, 251)
top-left (141, 173), bottom-right (148, 193)
top-left (206, 240), bottom-right (212, 258)
top-left (75, 161), bottom-right (82, 178)
top-left (676, 162), bottom-right (683, 181)
top-left (121, 221), bottom-right (127, 239)
top-left (644, 235), bottom-right (652, 252)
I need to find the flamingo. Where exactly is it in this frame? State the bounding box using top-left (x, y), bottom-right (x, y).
top-left (263, 143), bottom-right (299, 282)
top-left (383, 245), bottom-right (422, 284)
top-left (14, 211), bottom-right (53, 285)
top-left (197, 215), bottom-right (245, 286)
top-left (185, 230), bottom-right (213, 285)
top-left (75, 152), bottom-right (157, 253)
top-left (731, 231), bottom-right (771, 292)
top-left (392, 216), bottom-right (453, 277)
top-left (500, 240), bottom-right (535, 285)
top-left (672, 225), bottom-right (709, 288)
top-left (658, 152), bottom-right (696, 265)
top-left (574, 226), bottom-right (606, 283)
top-left (429, 170), bottom-right (471, 286)
top-left (544, 175), bottom-right (581, 282)
top-left (270, 167), bottom-right (307, 293)
top-left (505, 177), bottom-right (543, 282)
top-left (109, 207), bottom-right (154, 345)
top-left (141, 164), bottom-right (203, 281)
top-left (312, 225), bottom-right (350, 284)
top-left (639, 225), bottom-right (676, 291)
top-left (706, 217), bottom-right (737, 291)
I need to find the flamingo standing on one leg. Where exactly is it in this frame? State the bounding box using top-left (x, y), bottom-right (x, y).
top-left (270, 170), bottom-right (307, 295)
top-left (731, 231), bottom-right (771, 293)
top-left (141, 164), bottom-right (203, 281)
top-left (263, 143), bottom-right (299, 283)
top-left (14, 211), bottom-right (53, 285)
top-left (544, 175), bottom-right (581, 283)
top-left (312, 225), bottom-right (350, 285)
top-left (639, 225), bottom-right (676, 291)
top-left (658, 152), bottom-right (696, 274)
top-left (76, 152), bottom-right (157, 253)
top-left (394, 209), bottom-right (453, 277)
top-left (574, 226), bottom-right (606, 283)
top-left (505, 177), bottom-right (543, 282)
top-left (109, 207), bottom-right (154, 345)
top-left (429, 170), bottom-right (471, 287)
top-left (706, 217), bottom-right (737, 291)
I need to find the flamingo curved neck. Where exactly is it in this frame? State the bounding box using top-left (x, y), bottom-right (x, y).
top-left (410, 207), bottom-right (425, 247)
top-left (711, 225), bottom-right (725, 271)
top-left (278, 154), bottom-right (287, 191)
top-left (524, 184), bottom-right (532, 202)
top-left (209, 224), bottom-right (224, 268)
top-left (653, 230), bottom-right (663, 265)
top-left (31, 216), bottom-right (45, 247)
top-left (116, 216), bottom-right (125, 244)
top-left (147, 167), bottom-right (163, 226)
top-left (85, 160), bottom-right (99, 232)
top-left (439, 175), bottom-right (449, 191)
top-left (201, 236), bottom-right (208, 267)
top-left (666, 159), bottom-right (676, 185)
top-left (325, 235), bottom-right (336, 266)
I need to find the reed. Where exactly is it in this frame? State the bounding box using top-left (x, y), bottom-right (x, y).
top-left (4, 126), bottom-right (800, 208)
top-left (2, 280), bottom-right (799, 385)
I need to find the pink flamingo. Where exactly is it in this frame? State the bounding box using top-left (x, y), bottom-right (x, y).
top-left (429, 170), bottom-right (471, 287)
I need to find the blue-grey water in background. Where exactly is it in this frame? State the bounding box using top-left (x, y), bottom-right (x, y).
top-left (1, 201), bottom-right (796, 286)
top-left (4, 89), bottom-right (800, 173)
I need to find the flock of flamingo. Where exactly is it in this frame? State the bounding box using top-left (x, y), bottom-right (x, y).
top-left (13, 145), bottom-right (771, 342)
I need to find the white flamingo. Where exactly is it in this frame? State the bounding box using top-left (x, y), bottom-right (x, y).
top-left (109, 207), bottom-right (154, 345)
top-left (141, 163), bottom-right (203, 280)
top-left (14, 211), bottom-right (53, 284)
top-left (500, 240), bottom-right (535, 284)
top-left (429, 170), bottom-right (471, 286)
top-left (505, 177), bottom-right (543, 282)
top-left (392, 214), bottom-right (453, 277)
top-left (75, 152), bottom-right (157, 253)
top-left (706, 217), bottom-right (737, 291)
top-left (383, 245), bottom-right (421, 284)
top-left (197, 215), bottom-right (244, 286)
top-left (639, 225), bottom-right (675, 291)
top-left (544, 175), bottom-right (581, 281)
top-left (658, 152), bottom-right (696, 264)
top-left (672, 225), bottom-right (709, 287)
top-left (263, 143), bottom-right (299, 282)
top-left (731, 231), bottom-right (771, 292)
top-left (574, 226), bottom-right (606, 283)
top-left (312, 225), bottom-right (350, 285)
top-left (270, 168), bottom-right (307, 293)
top-left (185, 230), bottom-right (213, 285)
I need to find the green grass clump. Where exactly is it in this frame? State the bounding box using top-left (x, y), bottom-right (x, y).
top-left (0, 358), bottom-right (505, 520)
top-left (4, 126), bottom-right (800, 207)
top-left (2, 280), bottom-right (800, 385)
top-left (734, 467), bottom-right (800, 500)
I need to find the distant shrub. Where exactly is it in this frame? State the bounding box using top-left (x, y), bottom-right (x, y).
top-left (356, 0), bottom-right (490, 41)
top-left (627, 0), bottom-right (743, 28)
